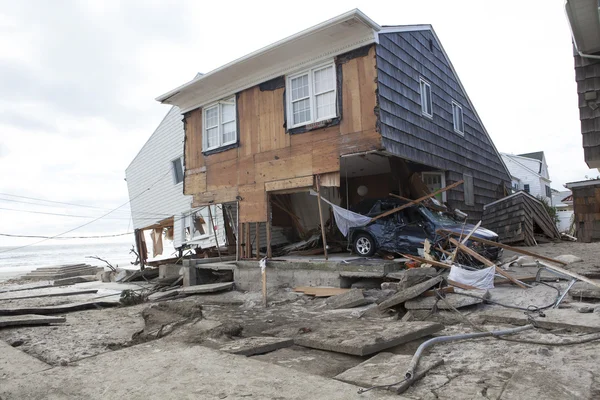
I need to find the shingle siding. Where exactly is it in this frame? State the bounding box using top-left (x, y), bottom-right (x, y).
top-left (376, 30), bottom-right (510, 220)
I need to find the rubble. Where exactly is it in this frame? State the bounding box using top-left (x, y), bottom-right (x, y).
top-left (404, 289), bottom-right (489, 310)
top-left (219, 336), bottom-right (294, 356)
top-left (378, 276), bottom-right (443, 310)
top-left (325, 289), bottom-right (370, 309)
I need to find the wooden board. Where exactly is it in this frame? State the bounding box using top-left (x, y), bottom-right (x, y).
top-left (0, 314), bottom-right (66, 328)
top-left (265, 176), bottom-right (314, 192)
top-left (293, 287), bottom-right (350, 297)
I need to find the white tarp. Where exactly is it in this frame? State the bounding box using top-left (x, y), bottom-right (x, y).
top-left (448, 265), bottom-right (495, 289)
top-left (310, 190), bottom-right (371, 237)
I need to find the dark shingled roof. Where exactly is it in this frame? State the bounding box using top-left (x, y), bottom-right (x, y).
top-left (518, 151), bottom-right (544, 162)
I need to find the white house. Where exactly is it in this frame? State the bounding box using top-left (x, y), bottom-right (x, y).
top-left (501, 151), bottom-right (552, 203)
top-left (125, 106), bottom-right (226, 259)
top-left (553, 190), bottom-right (574, 233)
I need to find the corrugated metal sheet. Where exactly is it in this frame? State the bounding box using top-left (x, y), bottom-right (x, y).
top-left (376, 30), bottom-right (510, 220)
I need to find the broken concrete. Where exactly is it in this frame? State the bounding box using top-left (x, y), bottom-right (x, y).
top-left (294, 320), bottom-right (443, 356)
top-left (0, 300), bottom-right (121, 316)
top-left (334, 352), bottom-right (442, 391)
top-left (219, 336), bottom-right (294, 356)
top-left (386, 267), bottom-right (438, 288)
top-left (147, 288), bottom-right (180, 301)
top-left (378, 276), bottom-right (443, 310)
top-left (0, 314), bottom-right (66, 328)
top-left (326, 289), bottom-right (369, 309)
top-left (570, 282), bottom-right (600, 299)
top-left (499, 367), bottom-right (592, 399)
top-left (180, 282), bottom-right (233, 295)
top-left (478, 308), bottom-right (600, 333)
top-left (0, 340), bottom-right (51, 379)
top-left (404, 290), bottom-right (488, 310)
top-left (554, 254), bottom-right (583, 264)
top-left (52, 275), bottom-right (97, 286)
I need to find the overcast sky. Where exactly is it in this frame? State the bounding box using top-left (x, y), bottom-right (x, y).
top-left (0, 0), bottom-right (595, 248)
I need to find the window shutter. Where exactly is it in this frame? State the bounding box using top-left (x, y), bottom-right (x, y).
top-left (463, 173), bottom-right (474, 206)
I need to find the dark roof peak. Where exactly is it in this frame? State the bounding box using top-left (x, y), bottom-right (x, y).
top-left (517, 151), bottom-right (544, 162)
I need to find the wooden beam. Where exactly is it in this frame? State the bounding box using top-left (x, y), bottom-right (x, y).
top-left (266, 194), bottom-right (272, 258)
top-left (208, 205), bottom-right (222, 262)
top-left (265, 176), bottom-right (314, 192)
top-left (388, 193), bottom-right (446, 212)
top-left (245, 222), bottom-right (251, 259)
top-left (538, 261), bottom-right (600, 289)
top-left (446, 279), bottom-right (478, 290)
top-left (255, 222), bottom-right (260, 260)
top-left (450, 221), bottom-right (481, 262)
top-left (400, 253), bottom-right (451, 269)
top-left (371, 180), bottom-right (464, 223)
top-left (236, 201), bottom-right (241, 262)
top-left (315, 175), bottom-right (329, 260)
top-left (448, 238), bottom-right (527, 289)
top-left (438, 229), bottom-right (568, 266)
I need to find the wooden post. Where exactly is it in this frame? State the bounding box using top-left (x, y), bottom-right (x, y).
top-left (245, 222), bottom-right (251, 259)
top-left (315, 175), bottom-right (329, 260)
top-left (236, 201), bottom-right (241, 262)
top-left (134, 229), bottom-right (145, 271)
top-left (261, 258), bottom-right (267, 308)
top-left (266, 194), bottom-right (272, 258)
top-left (207, 205), bottom-right (222, 261)
top-left (255, 222), bottom-right (261, 260)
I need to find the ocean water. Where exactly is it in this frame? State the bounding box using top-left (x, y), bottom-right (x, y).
top-left (0, 242), bottom-right (136, 281)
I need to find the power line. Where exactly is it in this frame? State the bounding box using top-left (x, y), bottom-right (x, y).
top-left (0, 167), bottom-right (174, 254)
top-left (0, 195), bottom-right (173, 217)
top-left (0, 206), bottom-right (170, 220)
top-left (0, 232), bottom-right (134, 239)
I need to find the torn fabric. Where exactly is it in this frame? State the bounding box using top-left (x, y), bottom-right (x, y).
top-left (448, 265), bottom-right (495, 289)
top-left (150, 228), bottom-right (164, 257)
top-left (310, 190), bottom-right (371, 237)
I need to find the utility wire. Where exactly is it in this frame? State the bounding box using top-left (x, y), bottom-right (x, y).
top-left (0, 167), bottom-right (174, 254)
top-left (0, 232), bottom-right (134, 239)
top-left (0, 206), bottom-right (168, 220)
top-left (0, 195), bottom-right (172, 217)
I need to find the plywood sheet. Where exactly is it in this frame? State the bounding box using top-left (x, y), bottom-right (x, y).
top-left (265, 176), bottom-right (314, 192)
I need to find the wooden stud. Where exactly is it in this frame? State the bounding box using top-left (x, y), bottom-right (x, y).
top-left (316, 175), bottom-right (329, 260)
top-left (245, 223), bottom-right (251, 259)
top-left (236, 201), bottom-right (241, 262)
top-left (255, 222), bottom-right (260, 260)
top-left (266, 194), bottom-right (272, 258)
top-left (261, 260), bottom-right (268, 308)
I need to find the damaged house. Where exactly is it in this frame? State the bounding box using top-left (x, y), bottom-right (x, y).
top-left (501, 151), bottom-right (552, 203)
top-left (155, 9), bottom-right (512, 258)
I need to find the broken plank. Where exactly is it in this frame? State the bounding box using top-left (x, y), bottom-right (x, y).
top-left (0, 301), bottom-right (120, 316)
top-left (448, 238), bottom-right (527, 289)
top-left (537, 261), bottom-right (600, 289)
top-left (439, 230), bottom-right (568, 266)
top-left (0, 314), bottom-right (66, 328)
top-left (0, 289), bottom-right (99, 301)
top-left (447, 279), bottom-right (478, 290)
top-left (400, 253), bottom-right (451, 269)
top-left (294, 287), bottom-right (349, 297)
top-left (378, 276), bottom-right (443, 310)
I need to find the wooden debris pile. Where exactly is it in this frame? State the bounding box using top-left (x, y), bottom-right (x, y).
top-left (482, 191), bottom-right (561, 246)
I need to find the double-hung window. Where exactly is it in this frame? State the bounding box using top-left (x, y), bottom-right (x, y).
top-left (203, 96), bottom-right (237, 151)
top-left (171, 156), bottom-right (184, 184)
top-left (419, 78), bottom-right (433, 118)
top-left (287, 63), bottom-right (337, 128)
top-left (452, 101), bottom-right (464, 135)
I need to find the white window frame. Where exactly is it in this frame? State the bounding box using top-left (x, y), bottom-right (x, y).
top-left (286, 62), bottom-right (337, 129)
top-left (451, 100), bottom-right (464, 135)
top-left (422, 172), bottom-right (447, 202)
top-left (419, 78), bottom-right (433, 118)
top-left (202, 96), bottom-right (237, 152)
top-left (171, 156), bottom-right (184, 185)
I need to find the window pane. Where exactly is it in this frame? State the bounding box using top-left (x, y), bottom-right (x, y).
top-left (291, 74), bottom-right (309, 101)
top-left (316, 91), bottom-right (335, 119)
top-left (425, 85), bottom-right (432, 115)
top-left (292, 98), bottom-right (311, 125)
top-left (206, 127), bottom-right (218, 148)
top-left (221, 102), bottom-right (235, 123)
top-left (206, 107), bottom-right (218, 128)
top-left (458, 108), bottom-right (463, 131)
top-left (172, 158), bottom-right (184, 184)
top-left (222, 121), bottom-right (236, 144)
top-left (314, 66), bottom-right (334, 94)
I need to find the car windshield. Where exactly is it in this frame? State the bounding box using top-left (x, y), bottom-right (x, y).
top-left (419, 207), bottom-right (458, 225)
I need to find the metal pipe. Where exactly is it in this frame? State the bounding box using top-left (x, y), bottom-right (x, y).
top-left (405, 325), bottom-right (534, 381)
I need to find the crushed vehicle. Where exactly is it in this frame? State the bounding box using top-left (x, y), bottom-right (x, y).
top-left (348, 198), bottom-right (502, 260)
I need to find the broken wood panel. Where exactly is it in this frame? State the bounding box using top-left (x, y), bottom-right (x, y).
top-left (312, 140), bottom-right (340, 174)
top-left (265, 176), bottom-right (314, 192)
top-left (192, 187), bottom-right (238, 207)
top-left (319, 172), bottom-right (340, 187)
top-left (206, 158), bottom-right (238, 191)
top-left (356, 45), bottom-right (378, 132)
top-left (184, 109), bottom-right (204, 171)
top-left (339, 57), bottom-right (363, 135)
top-left (255, 152), bottom-right (313, 183)
top-left (237, 155), bottom-right (256, 186)
top-left (258, 89), bottom-right (275, 153)
top-left (239, 184), bottom-right (267, 223)
top-left (238, 87), bottom-right (260, 157)
top-left (183, 172), bottom-right (207, 196)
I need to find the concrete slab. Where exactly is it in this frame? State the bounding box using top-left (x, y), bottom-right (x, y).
top-left (499, 367), bottom-right (592, 399)
top-left (570, 282), bottom-right (600, 299)
top-left (0, 314), bottom-right (66, 328)
top-left (147, 288), bottom-right (180, 301)
top-left (326, 289), bottom-right (370, 309)
top-left (404, 290), bottom-right (488, 310)
top-left (334, 352), bottom-right (442, 389)
top-left (253, 345), bottom-right (363, 378)
top-left (219, 336), bottom-right (294, 356)
top-left (294, 320), bottom-right (443, 356)
top-left (0, 339), bottom-right (398, 399)
top-left (0, 300), bottom-right (120, 316)
top-left (180, 282), bottom-right (233, 295)
top-left (52, 275), bottom-right (97, 286)
top-left (0, 340), bottom-right (51, 379)
top-left (378, 276), bottom-right (443, 310)
top-left (478, 308), bottom-right (600, 333)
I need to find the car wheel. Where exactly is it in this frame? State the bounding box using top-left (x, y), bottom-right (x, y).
top-left (354, 233), bottom-right (376, 257)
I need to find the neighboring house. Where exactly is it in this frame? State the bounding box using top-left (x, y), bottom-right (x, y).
top-left (155, 10), bottom-right (511, 256)
top-left (552, 189), bottom-right (574, 233)
top-left (565, 0), bottom-right (600, 171)
top-left (125, 106), bottom-right (226, 261)
top-left (566, 179), bottom-right (600, 242)
top-left (501, 152), bottom-right (552, 203)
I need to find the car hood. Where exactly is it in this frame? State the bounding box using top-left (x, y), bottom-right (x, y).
top-left (441, 223), bottom-right (498, 241)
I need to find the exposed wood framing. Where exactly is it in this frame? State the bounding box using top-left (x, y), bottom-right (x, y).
top-left (316, 175), bottom-right (328, 260)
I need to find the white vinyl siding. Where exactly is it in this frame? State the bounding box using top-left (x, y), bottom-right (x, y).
top-left (452, 101), bottom-right (464, 135)
top-left (501, 154), bottom-right (552, 201)
top-left (203, 97), bottom-right (237, 151)
top-left (287, 63), bottom-right (337, 128)
top-left (419, 78), bottom-right (432, 118)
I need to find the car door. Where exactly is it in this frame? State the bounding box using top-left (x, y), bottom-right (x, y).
top-left (394, 208), bottom-right (429, 255)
